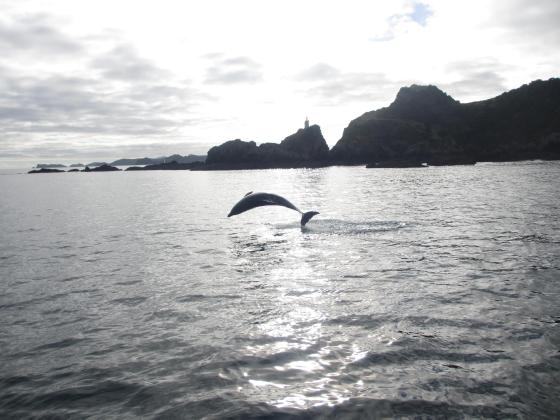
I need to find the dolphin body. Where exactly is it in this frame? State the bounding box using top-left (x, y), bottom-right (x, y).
top-left (228, 192), bottom-right (319, 226)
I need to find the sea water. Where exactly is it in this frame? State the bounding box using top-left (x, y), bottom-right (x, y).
top-left (1, 163), bottom-right (559, 418)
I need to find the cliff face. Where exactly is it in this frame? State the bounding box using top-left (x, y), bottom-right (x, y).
top-left (330, 78), bottom-right (560, 163)
top-left (205, 124), bottom-right (329, 167)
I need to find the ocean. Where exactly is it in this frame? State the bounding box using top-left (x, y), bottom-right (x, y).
top-left (1, 162), bottom-right (559, 418)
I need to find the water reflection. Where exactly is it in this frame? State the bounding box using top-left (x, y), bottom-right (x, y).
top-left (228, 221), bottom-right (372, 409)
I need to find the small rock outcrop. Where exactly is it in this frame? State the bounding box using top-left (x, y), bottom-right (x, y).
top-left (205, 125), bottom-right (329, 169)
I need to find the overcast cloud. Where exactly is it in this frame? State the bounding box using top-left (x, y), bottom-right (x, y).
top-left (0, 13), bottom-right (82, 55)
top-left (204, 55), bottom-right (263, 85)
top-left (295, 63), bottom-right (410, 106)
top-left (0, 0), bottom-right (558, 167)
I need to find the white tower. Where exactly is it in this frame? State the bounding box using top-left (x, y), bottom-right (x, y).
top-left (304, 116), bottom-right (309, 129)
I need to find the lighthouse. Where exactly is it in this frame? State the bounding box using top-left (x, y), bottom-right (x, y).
top-left (304, 116), bottom-right (309, 129)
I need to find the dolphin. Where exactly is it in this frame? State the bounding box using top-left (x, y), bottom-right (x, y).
top-left (228, 192), bottom-right (319, 226)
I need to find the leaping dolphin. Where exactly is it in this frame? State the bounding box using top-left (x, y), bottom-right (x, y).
top-left (228, 192), bottom-right (319, 226)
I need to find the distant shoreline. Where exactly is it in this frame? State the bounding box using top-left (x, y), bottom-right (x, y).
top-left (26, 157), bottom-right (560, 174)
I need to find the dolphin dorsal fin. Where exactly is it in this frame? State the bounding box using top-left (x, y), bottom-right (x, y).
top-left (244, 191), bottom-right (253, 197)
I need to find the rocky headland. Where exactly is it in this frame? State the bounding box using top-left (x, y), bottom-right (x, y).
top-left (331, 78), bottom-right (560, 165)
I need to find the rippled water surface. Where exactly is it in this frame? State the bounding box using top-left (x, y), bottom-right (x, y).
top-left (1, 163), bottom-right (560, 418)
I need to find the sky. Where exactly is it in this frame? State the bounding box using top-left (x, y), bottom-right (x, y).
top-left (0, 0), bottom-right (559, 167)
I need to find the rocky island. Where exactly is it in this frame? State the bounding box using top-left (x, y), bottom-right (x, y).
top-left (28, 168), bottom-right (66, 174)
top-left (201, 123), bottom-right (330, 170)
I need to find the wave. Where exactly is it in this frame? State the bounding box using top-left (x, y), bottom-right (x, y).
top-left (272, 219), bottom-right (409, 235)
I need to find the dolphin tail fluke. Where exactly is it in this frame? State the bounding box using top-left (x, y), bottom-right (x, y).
top-left (301, 211), bottom-right (319, 226)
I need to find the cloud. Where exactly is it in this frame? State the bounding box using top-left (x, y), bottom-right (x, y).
top-left (298, 59), bottom-right (511, 107)
top-left (92, 44), bottom-right (169, 81)
top-left (296, 63), bottom-right (341, 81)
top-left (0, 10), bottom-right (220, 164)
top-left (441, 72), bottom-right (507, 102)
top-left (0, 13), bottom-right (82, 55)
top-left (440, 58), bottom-right (512, 101)
top-left (0, 139), bottom-right (211, 161)
top-left (296, 63), bottom-right (407, 106)
top-left (204, 55), bottom-right (263, 84)
top-left (487, 0), bottom-right (560, 46)
top-left (370, 1), bottom-right (433, 42)
top-left (0, 68), bottom-right (201, 135)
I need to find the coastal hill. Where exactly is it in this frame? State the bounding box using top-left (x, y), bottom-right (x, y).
top-left (204, 124), bottom-right (330, 169)
top-left (330, 78), bottom-right (560, 164)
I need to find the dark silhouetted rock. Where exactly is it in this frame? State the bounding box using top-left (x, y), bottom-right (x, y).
top-left (279, 125), bottom-right (330, 160)
top-left (67, 168), bottom-right (81, 172)
top-left (206, 140), bottom-right (259, 165)
top-left (204, 125), bottom-right (330, 169)
top-left (385, 84), bottom-right (461, 124)
top-left (83, 164), bottom-right (121, 172)
top-left (28, 168), bottom-right (65, 174)
top-left (331, 78), bottom-right (560, 164)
